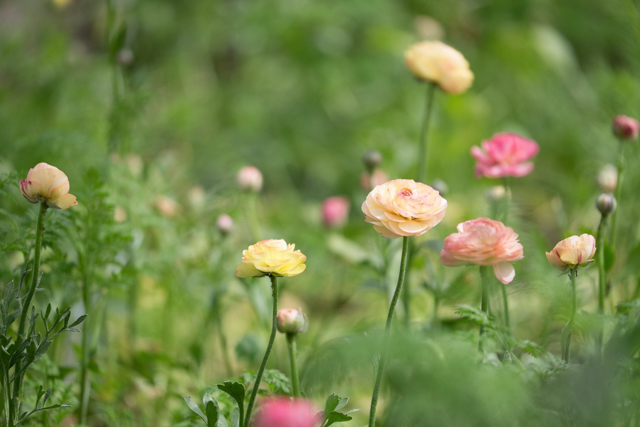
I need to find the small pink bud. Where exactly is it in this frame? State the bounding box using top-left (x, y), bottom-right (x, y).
top-left (276, 309), bottom-right (308, 334)
top-left (216, 214), bottom-right (234, 236)
top-left (321, 196), bottom-right (350, 228)
top-left (597, 164), bottom-right (617, 193)
top-left (237, 166), bottom-right (263, 193)
top-left (253, 398), bottom-right (319, 427)
top-left (612, 115), bottom-right (639, 141)
top-left (360, 169), bottom-right (389, 191)
top-left (595, 193), bottom-right (617, 216)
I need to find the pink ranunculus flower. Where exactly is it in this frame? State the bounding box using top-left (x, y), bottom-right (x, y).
top-left (612, 115), bottom-right (639, 141)
top-left (546, 234), bottom-right (596, 271)
top-left (20, 163), bottom-right (78, 209)
top-left (471, 133), bottom-right (540, 179)
top-left (253, 398), bottom-right (320, 427)
top-left (362, 179), bottom-right (447, 239)
top-left (440, 217), bottom-right (524, 284)
top-left (322, 196), bottom-right (350, 228)
top-left (237, 166), bottom-right (263, 193)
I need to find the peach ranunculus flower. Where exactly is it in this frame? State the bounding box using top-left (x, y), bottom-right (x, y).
top-left (361, 179), bottom-right (447, 239)
top-left (404, 41), bottom-right (474, 94)
top-left (235, 239), bottom-right (306, 278)
top-left (546, 234), bottom-right (596, 271)
top-left (20, 163), bottom-right (78, 209)
top-left (471, 132), bottom-right (539, 179)
top-left (440, 217), bottom-right (524, 284)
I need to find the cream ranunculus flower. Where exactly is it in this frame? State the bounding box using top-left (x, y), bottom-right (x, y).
top-left (20, 163), bottom-right (78, 209)
top-left (546, 234), bottom-right (596, 271)
top-left (235, 239), bottom-right (307, 278)
top-left (362, 179), bottom-right (447, 239)
top-left (404, 41), bottom-right (474, 94)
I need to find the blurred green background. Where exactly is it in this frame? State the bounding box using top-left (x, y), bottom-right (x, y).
top-left (1, 0), bottom-right (640, 425)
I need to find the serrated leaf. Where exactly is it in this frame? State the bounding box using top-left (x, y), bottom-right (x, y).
top-left (182, 396), bottom-right (207, 424)
top-left (324, 393), bottom-right (347, 416)
top-left (217, 381), bottom-right (245, 413)
top-left (324, 411), bottom-right (353, 426)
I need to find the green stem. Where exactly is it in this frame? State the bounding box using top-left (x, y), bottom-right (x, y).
top-left (502, 177), bottom-right (510, 224)
top-left (417, 83), bottom-right (436, 183)
top-left (597, 215), bottom-right (607, 356)
top-left (402, 241), bottom-right (413, 327)
top-left (562, 269), bottom-right (578, 363)
top-left (368, 236), bottom-right (410, 427)
top-left (286, 333), bottom-right (301, 397)
top-left (432, 292), bottom-right (440, 329)
top-left (479, 266), bottom-right (490, 350)
top-left (610, 143), bottom-right (624, 246)
top-left (244, 275), bottom-right (278, 427)
top-left (500, 282), bottom-right (511, 334)
top-left (217, 314), bottom-right (234, 377)
top-left (11, 202), bottom-right (48, 424)
top-left (79, 263), bottom-right (92, 424)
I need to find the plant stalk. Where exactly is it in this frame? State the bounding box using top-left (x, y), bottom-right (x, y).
top-left (286, 333), bottom-right (301, 397)
top-left (597, 215), bottom-right (607, 356)
top-left (479, 266), bottom-right (490, 350)
top-left (244, 275), bottom-right (279, 427)
top-left (368, 236), bottom-right (410, 427)
top-left (562, 269), bottom-right (578, 363)
top-left (610, 143), bottom-right (624, 246)
top-left (417, 83), bottom-right (436, 183)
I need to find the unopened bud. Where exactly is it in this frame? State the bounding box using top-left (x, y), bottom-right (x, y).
top-left (236, 166), bottom-right (263, 193)
top-left (595, 193), bottom-right (617, 216)
top-left (117, 48), bottom-right (135, 67)
top-left (597, 164), bottom-right (617, 194)
top-left (612, 115), bottom-right (639, 141)
top-left (362, 150), bottom-right (383, 173)
top-left (485, 185), bottom-right (508, 203)
top-left (216, 214), bottom-right (234, 236)
top-left (430, 179), bottom-right (448, 197)
top-left (276, 308), bottom-right (308, 334)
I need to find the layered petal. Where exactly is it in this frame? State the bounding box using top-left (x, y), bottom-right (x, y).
top-left (404, 41), bottom-right (474, 94)
top-left (19, 163), bottom-right (77, 209)
top-left (471, 133), bottom-right (539, 179)
top-left (235, 239), bottom-right (307, 278)
top-left (546, 234), bottom-right (596, 271)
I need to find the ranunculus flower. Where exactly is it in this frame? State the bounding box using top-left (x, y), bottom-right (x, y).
top-left (361, 179), bottom-right (447, 239)
top-left (597, 164), bottom-right (617, 193)
top-left (404, 41), bottom-right (474, 94)
top-left (237, 166), bottom-right (263, 193)
top-left (235, 239), bottom-right (306, 278)
top-left (253, 398), bottom-right (319, 427)
top-left (276, 308), bottom-right (308, 334)
top-left (360, 169), bottom-right (388, 191)
top-left (440, 217), bottom-right (523, 284)
top-left (322, 197), bottom-right (350, 228)
top-left (471, 133), bottom-right (539, 178)
top-left (612, 115), bottom-right (639, 141)
top-left (20, 163), bottom-right (78, 209)
top-left (546, 234), bottom-right (596, 271)
top-left (216, 214), bottom-right (234, 236)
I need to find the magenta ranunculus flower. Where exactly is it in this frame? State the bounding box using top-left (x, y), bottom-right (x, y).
top-left (322, 196), bottom-right (350, 228)
top-left (253, 398), bottom-right (320, 427)
top-left (470, 133), bottom-right (539, 179)
top-left (612, 115), bottom-right (639, 141)
top-left (440, 217), bottom-right (524, 284)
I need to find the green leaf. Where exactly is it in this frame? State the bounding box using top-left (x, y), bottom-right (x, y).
top-left (217, 381), bottom-right (245, 415)
top-left (182, 396), bottom-right (207, 424)
top-left (323, 393), bottom-right (348, 416)
top-left (203, 394), bottom-right (222, 427)
top-left (229, 408), bottom-right (240, 427)
top-left (324, 411), bottom-right (354, 426)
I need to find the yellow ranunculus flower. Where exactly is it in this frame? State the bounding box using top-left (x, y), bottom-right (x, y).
top-left (20, 163), bottom-right (78, 209)
top-left (546, 234), bottom-right (596, 271)
top-left (235, 239), bottom-right (306, 278)
top-left (404, 41), bottom-right (474, 94)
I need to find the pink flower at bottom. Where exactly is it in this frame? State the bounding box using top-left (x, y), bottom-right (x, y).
top-left (440, 217), bottom-right (524, 284)
top-left (471, 133), bottom-right (539, 178)
top-left (253, 398), bottom-right (320, 427)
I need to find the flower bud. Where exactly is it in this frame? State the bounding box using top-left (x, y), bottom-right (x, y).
top-left (20, 163), bottom-right (78, 209)
top-left (597, 164), bottom-right (617, 193)
top-left (117, 48), bottom-right (135, 67)
top-left (236, 166), bottom-right (263, 193)
top-left (485, 185), bottom-right (508, 203)
top-left (595, 193), bottom-right (617, 216)
top-left (276, 308), bottom-right (308, 334)
top-left (430, 179), bottom-right (448, 197)
top-left (321, 196), bottom-right (350, 228)
top-left (216, 213), bottom-right (234, 236)
top-left (612, 115), bottom-right (639, 141)
top-left (362, 150), bottom-right (383, 173)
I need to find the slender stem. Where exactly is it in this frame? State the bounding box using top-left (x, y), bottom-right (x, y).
top-left (500, 282), bottom-right (511, 334)
top-left (432, 292), bottom-right (440, 329)
top-left (246, 194), bottom-right (262, 242)
top-left (417, 83), bottom-right (436, 183)
top-left (217, 314), bottom-right (234, 377)
top-left (286, 333), bottom-right (301, 397)
top-left (368, 236), bottom-right (410, 427)
top-left (502, 177), bottom-right (510, 224)
top-left (79, 249), bottom-right (93, 424)
top-left (479, 266), bottom-right (490, 350)
top-left (402, 241), bottom-right (413, 327)
top-left (562, 269), bottom-right (578, 363)
top-left (610, 143), bottom-right (624, 246)
top-left (244, 275), bottom-right (279, 427)
top-left (11, 202), bottom-right (48, 423)
top-left (597, 215), bottom-right (607, 356)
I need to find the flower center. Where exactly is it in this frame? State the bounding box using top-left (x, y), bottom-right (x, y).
top-left (397, 188), bottom-right (413, 198)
